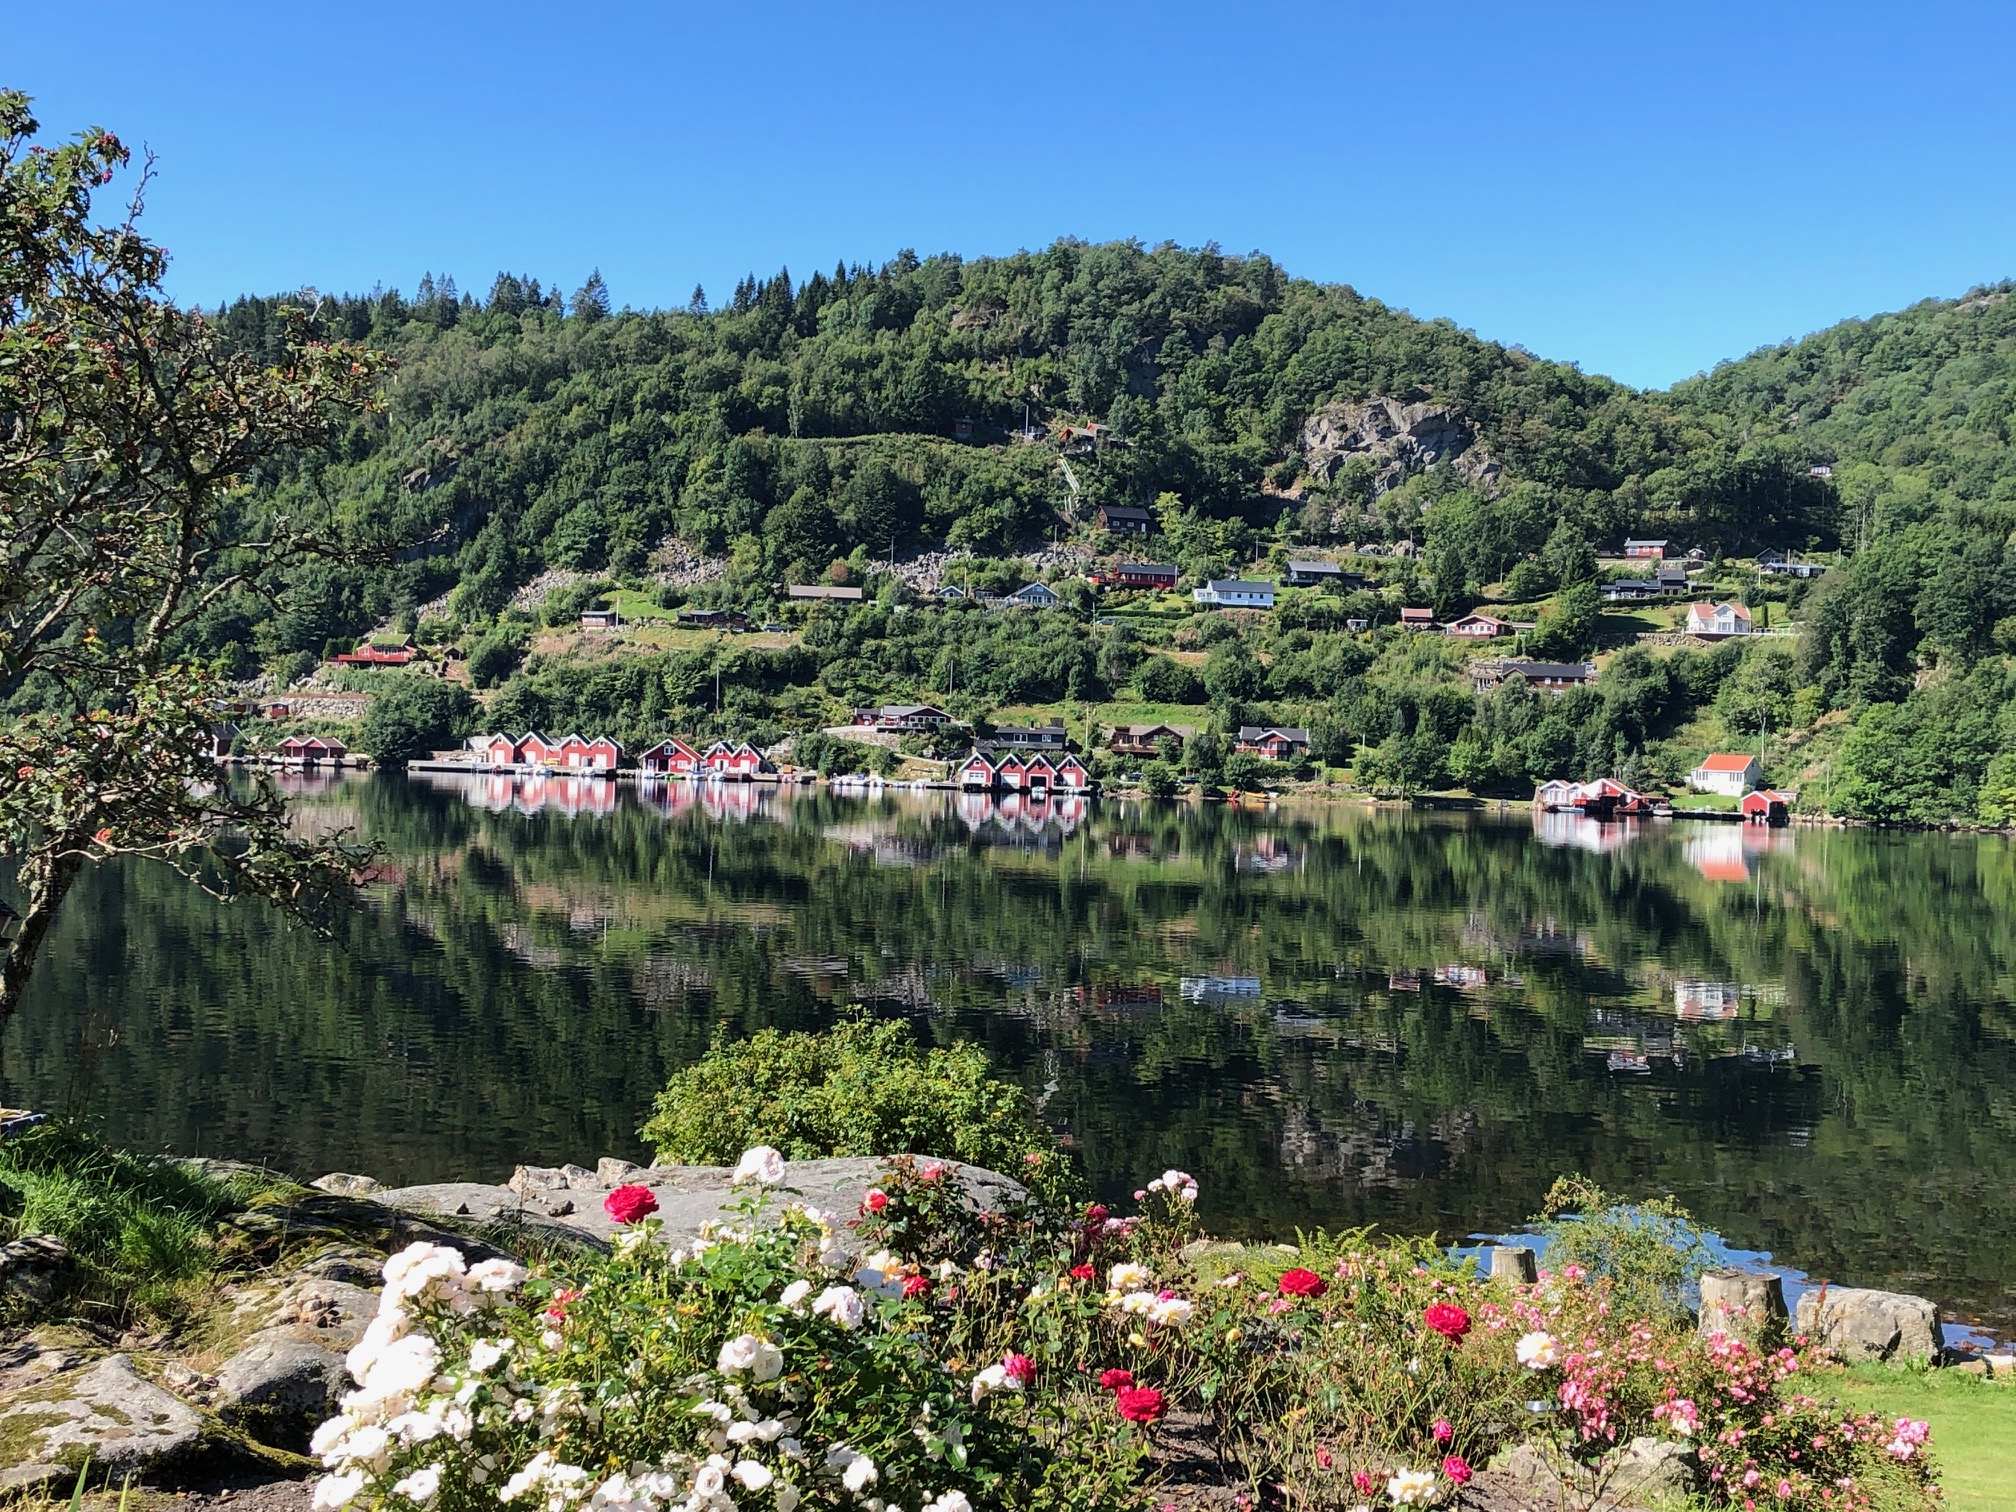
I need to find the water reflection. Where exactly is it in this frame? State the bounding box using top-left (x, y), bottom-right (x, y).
top-left (8, 775), bottom-right (2016, 1334)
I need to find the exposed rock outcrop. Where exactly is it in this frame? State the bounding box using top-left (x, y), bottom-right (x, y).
top-left (0, 1353), bottom-right (210, 1480)
top-left (1298, 396), bottom-right (1501, 499)
top-left (376, 1155), bottom-right (1025, 1247)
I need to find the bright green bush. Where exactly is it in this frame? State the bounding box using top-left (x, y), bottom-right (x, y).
top-left (1528, 1173), bottom-right (1711, 1322)
top-left (640, 1021), bottom-right (1080, 1205)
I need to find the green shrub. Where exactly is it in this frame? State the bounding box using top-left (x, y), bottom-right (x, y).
top-left (361, 678), bottom-right (477, 769)
top-left (641, 1021), bottom-right (1080, 1206)
top-left (1528, 1173), bottom-right (1710, 1321)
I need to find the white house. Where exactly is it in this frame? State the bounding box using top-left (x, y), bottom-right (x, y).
top-left (1691, 753), bottom-right (1762, 795)
top-left (1192, 579), bottom-right (1276, 609)
top-left (1685, 601), bottom-right (1753, 637)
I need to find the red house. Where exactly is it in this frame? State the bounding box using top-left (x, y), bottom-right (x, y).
top-left (1741, 789), bottom-right (1791, 826)
top-left (1055, 755), bottom-right (1091, 791)
top-left (482, 733), bottom-right (520, 767)
top-left (554, 734), bottom-right (621, 772)
top-left (1443, 613), bottom-right (1510, 639)
top-left (1400, 607), bottom-right (1436, 629)
top-left (331, 639), bottom-right (417, 667)
top-left (958, 750), bottom-right (997, 790)
top-left (639, 738), bottom-right (701, 776)
top-left (1234, 726), bottom-right (1311, 760)
top-left (702, 741), bottom-right (769, 778)
top-left (518, 732), bottom-right (559, 766)
top-left (993, 752), bottom-right (1027, 791)
top-left (278, 735), bottom-right (347, 766)
top-left (1113, 562), bottom-right (1178, 590)
top-left (1023, 754), bottom-right (1057, 794)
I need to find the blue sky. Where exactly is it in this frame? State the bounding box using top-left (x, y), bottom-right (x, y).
top-left (12, 1), bottom-right (2015, 389)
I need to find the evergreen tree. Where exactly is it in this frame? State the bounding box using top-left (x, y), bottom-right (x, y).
top-left (573, 269), bottom-right (611, 323)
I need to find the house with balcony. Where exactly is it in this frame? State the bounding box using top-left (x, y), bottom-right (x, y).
top-left (1685, 602), bottom-right (1753, 638)
top-left (1691, 752), bottom-right (1762, 795)
top-left (1234, 726), bottom-right (1310, 760)
top-left (1192, 579), bottom-right (1276, 609)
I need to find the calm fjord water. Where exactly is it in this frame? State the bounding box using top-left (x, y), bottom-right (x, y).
top-left (7, 773), bottom-right (2015, 1328)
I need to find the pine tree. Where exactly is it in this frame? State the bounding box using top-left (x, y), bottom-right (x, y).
top-left (687, 284), bottom-right (709, 316)
top-left (573, 268), bottom-right (611, 323)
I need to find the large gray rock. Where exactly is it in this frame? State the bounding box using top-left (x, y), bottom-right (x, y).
top-left (1795, 1286), bottom-right (1942, 1365)
top-left (310, 1173), bottom-right (383, 1197)
top-left (0, 1353), bottom-right (208, 1476)
top-left (1486, 1436), bottom-right (1695, 1510)
top-left (214, 1329), bottom-right (349, 1448)
top-left (1610, 1436), bottom-right (1698, 1504)
top-left (380, 1156), bottom-right (1024, 1248)
top-left (0, 1235), bottom-right (71, 1310)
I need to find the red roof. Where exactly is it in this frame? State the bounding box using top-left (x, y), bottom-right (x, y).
top-left (1697, 753), bottom-right (1758, 772)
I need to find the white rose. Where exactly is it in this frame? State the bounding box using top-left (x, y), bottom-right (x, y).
top-left (750, 1339), bottom-right (785, 1382)
top-left (780, 1279), bottom-right (814, 1312)
top-left (730, 1460), bottom-right (773, 1491)
top-left (468, 1338), bottom-right (511, 1374)
top-left (691, 1461), bottom-right (727, 1499)
top-left (812, 1285), bottom-right (864, 1330)
top-left (776, 1485), bottom-right (802, 1512)
top-left (842, 1456), bottom-right (878, 1493)
top-left (1516, 1330), bottom-right (1559, 1369)
top-left (467, 1258), bottom-right (527, 1294)
top-left (1147, 1296), bottom-right (1195, 1326)
top-left (311, 1472), bottom-right (365, 1511)
top-left (392, 1466), bottom-right (442, 1505)
top-left (718, 1333), bottom-right (762, 1373)
top-left (926, 1495), bottom-right (973, 1512)
top-left (968, 1363), bottom-right (1008, 1404)
top-left (732, 1145), bottom-right (788, 1185)
top-left (1387, 1468), bottom-right (1439, 1506)
top-left (1108, 1262), bottom-right (1151, 1291)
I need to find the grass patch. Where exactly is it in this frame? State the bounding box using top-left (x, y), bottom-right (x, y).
top-left (0, 1122), bottom-right (283, 1328)
top-left (1823, 1363), bottom-right (2013, 1511)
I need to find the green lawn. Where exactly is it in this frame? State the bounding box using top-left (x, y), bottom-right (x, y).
top-left (1824, 1364), bottom-right (2014, 1511)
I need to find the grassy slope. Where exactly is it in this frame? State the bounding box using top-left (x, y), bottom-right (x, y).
top-left (1823, 1365), bottom-right (2014, 1512)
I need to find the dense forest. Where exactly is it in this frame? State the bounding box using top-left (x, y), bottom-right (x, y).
top-left (92, 246), bottom-right (2016, 820)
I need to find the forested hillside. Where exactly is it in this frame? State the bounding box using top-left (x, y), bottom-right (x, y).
top-left (202, 242), bottom-right (1834, 645)
top-left (57, 243), bottom-right (2016, 821)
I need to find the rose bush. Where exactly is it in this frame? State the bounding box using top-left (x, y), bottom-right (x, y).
top-left (310, 1151), bottom-right (1942, 1512)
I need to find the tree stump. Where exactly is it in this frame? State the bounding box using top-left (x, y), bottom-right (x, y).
top-left (1698, 1269), bottom-right (1788, 1347)
top-left (1487, 1245), bottom-right (1539, 1284)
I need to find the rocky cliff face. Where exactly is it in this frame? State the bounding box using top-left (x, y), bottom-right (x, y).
top-left (1298, 396), bottom-right (1501, 498)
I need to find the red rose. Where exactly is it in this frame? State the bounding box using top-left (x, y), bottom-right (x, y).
top-left (603, 1184), bottom-right (659, 1224)
top-left (1071, 1263), bottom-right (1096, 1282)
top-left (1352, 1472), bottom-right (1375, 1496)
top-left (864, 1189), bottom-right (889, 1213)
top-left (1278, 1267), bottom-right (1328, 1299)
top-left (1114, 1385), bottom-right (1166, 1424)
top-left (1443, 1455), bottom-right (1473, 1487)
top-left (902, 1275), bottom-right (933, 1300)
top-left (1002, 1352), bottom-right (1035, 1388)
top-left (1098, 1368), bottom-right (1135, 1390)
top-left (1084, 1204), bottom-right (1109, 1225)
top-left (1424, 1302), bottom-right (1472, 1343)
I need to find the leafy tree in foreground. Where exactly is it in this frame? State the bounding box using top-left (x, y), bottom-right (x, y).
top-left (0, 90), bottom-right (387, 1020)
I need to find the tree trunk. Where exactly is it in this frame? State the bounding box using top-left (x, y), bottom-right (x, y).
top-left (0, 852), bottom-right (84, 1024)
